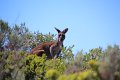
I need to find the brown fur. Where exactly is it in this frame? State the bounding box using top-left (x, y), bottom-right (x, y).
top-left (31, 42), bottom-right (55, 59)
top-left (31, 28), bottom-right (68, 59)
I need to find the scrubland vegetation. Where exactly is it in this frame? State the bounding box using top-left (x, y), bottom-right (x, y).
top-left (0, 19), bottom-right (120, 80)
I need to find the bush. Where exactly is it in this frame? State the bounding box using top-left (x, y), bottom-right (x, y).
top-left (24, 54), bottom-right (66, 80)
top-left (24, 54), bottom-right (46, 80)
top-left (99, 45), bottom-right (120, 80)
top-left (0, 50), bottom-right (26, 80)
top-left (45, 69), bottom-right (60, 80)
top-left (1, 19), bottom-right (120, 80)
top-left (58, 69), bottom-right (100, 80)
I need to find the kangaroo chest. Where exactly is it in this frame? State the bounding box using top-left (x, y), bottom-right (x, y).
top-left (50, 43), bottom-right (62, 55)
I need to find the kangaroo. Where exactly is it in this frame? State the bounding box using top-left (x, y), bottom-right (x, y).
top-left (31, 27), bottom-right (68, 59)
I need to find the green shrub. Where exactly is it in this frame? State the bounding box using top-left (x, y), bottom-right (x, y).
top-left (58, 69), bottom-right (100, 80)
top-left (1, 19), bottom-right (120, 80)
top-left (45, 69), bottom-right (60, 80)
top-left (58, 73), bottom-right (77, 80)
top-left (88, 60), bottom-right (99, 71)
top-left (24, 54), bottom-right (46, 80)
top-left (46, 58), bottom-right (66, 74)
top-left (99, 45), bottom-right (120, 80)
top-left (24, 54), bottom-right (66, 80)
top-left (0, 50), bottom-right (26, 80)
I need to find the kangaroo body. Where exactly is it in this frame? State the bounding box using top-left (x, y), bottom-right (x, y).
top-left (31, 27), bottom-right (68, 59)
top-left (31, 41), bottom-right (63, 59)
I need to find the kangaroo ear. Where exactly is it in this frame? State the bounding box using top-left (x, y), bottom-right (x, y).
top-left (55, 27), bottom-right (61, 33)
top-left (62, 28), bottom-right (68, 34)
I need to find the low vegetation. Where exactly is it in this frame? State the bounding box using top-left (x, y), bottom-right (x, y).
top-left (0, 19), bottom-right (120, 80)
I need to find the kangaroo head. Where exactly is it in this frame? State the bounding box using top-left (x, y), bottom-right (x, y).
top-left (55, 27), bottom-right (68, 42)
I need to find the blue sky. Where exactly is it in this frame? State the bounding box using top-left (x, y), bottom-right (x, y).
top-left (0, 0), bottom-right (120, 54)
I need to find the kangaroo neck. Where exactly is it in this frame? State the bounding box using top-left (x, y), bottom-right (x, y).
top-left (57, 39), bottom-right (63, 45)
